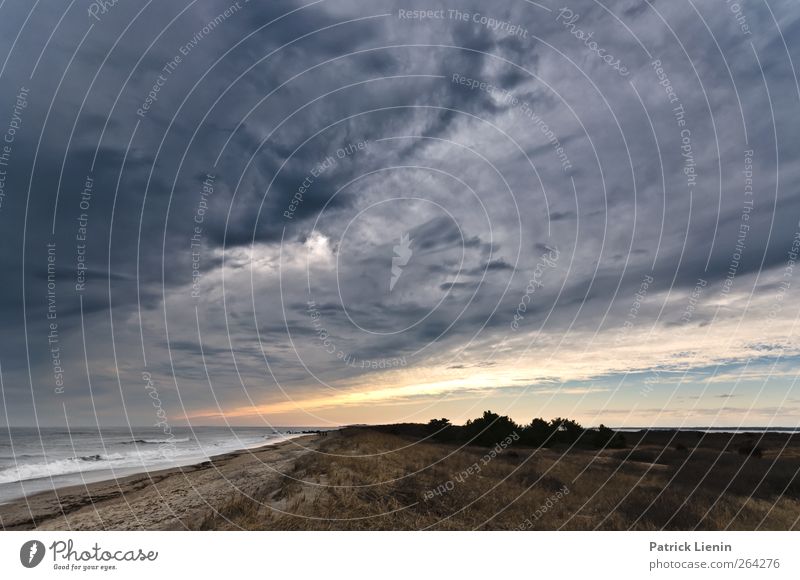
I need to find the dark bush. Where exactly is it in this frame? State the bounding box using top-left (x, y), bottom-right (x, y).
top-left (383, 412), bottom-right (627, 451)
top-left (738, 440), bottom-right (764, 459)
top-left (550, 417), bottom-right (584, 442)
top-left (427, 418), bottom-right (454, 441)
top-left (520, 417), bottom-right (554, 446)
top-left (463, 410), bottom-right (519, 446)
top-left (587, 424), bottom-right (627, 449)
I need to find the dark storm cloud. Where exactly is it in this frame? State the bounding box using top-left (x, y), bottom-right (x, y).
top-left (0, 0), bottom-right (798, 424)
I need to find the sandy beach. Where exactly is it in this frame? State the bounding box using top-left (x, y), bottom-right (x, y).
top-left (3, 427), bottom-right (799, 531)
top-left (0, 435), bottom-right (320, 531)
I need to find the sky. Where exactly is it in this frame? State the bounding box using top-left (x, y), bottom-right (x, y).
top-left (0, 0), bottom-right (799, 429)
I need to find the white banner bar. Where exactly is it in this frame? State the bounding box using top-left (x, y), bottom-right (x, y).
top-left (1, 531), bottom-right (797, 579)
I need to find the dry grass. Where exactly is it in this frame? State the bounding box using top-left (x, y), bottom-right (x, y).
top-left (195, 427), bottom-right (800, 530)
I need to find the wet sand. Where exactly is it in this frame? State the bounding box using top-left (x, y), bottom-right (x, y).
top-left (0, 435), bottom-right (319, 530)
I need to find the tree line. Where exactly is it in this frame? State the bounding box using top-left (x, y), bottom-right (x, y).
top-left (426, 410), bottom-right (626, 449)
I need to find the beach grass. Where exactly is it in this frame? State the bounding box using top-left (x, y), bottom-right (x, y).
top-left (196, 427), bottom-right (800, 530)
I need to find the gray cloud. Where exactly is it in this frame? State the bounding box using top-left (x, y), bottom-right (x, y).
top-left (0, 0), bottom-right (799, 426)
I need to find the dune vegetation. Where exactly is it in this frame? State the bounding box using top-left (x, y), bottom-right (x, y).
top-left (197, 413), bottom-right (800, 530)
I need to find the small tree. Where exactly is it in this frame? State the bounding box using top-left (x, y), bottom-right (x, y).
top-left (550, 417), bottom-right (584, 444)
top-left (427, 417), bottom-right (451, 431)
top-left (589, 424), bottom-right (626, 449)
top-left (427, 418), bottom-right (453, 440)
top-left (464, 410), bottom-right (519, 446)
top-left (521, 418), bottom-right (553, 446)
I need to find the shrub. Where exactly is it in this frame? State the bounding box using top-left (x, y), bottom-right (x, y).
top-left (427, 418), bottom-right (453, 440)
top-left (737, 440), bottom-right (764, 459)
top-left (463, 411), bottom-right (519, 447)
top-left (520, 418), bottom-right (554, 446)
top-left (589, 424), bottom-right (626, 449)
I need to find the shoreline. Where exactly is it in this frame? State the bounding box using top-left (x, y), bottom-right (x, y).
top-left (0, 434), bottom-right (320, 530)
top-left (2, 427), bottom-right (798, 530)
top-left (0, 432), bottom-right (314, 507)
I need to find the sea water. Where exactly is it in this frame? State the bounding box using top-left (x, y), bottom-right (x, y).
top-left (0, 426), bottom-right (318, 504)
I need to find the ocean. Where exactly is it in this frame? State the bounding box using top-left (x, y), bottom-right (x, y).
top-left (0, 426), bottom-right (320, 504)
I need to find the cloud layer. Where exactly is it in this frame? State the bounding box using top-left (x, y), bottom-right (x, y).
top-left (1, 0), bottom-right (799, 428)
